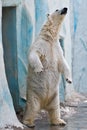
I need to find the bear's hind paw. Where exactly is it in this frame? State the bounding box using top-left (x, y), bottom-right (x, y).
top-left (51, 119), bottom-right (66, 126)
top-left (23, 120), bottom-right (35, 128)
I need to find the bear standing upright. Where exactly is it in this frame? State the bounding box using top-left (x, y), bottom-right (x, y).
top-left (23, 7), bottom-right (72, 127)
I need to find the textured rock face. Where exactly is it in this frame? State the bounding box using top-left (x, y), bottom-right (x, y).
top-left (72, 0), bottom-right (87, 93)
top-left (19, 0), bottom-right (72, 102)
top-left (0, 1), bottom-right (23, 128)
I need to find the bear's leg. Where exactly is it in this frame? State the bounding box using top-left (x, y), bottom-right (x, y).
top-left (23, 95), bottom-right (40, 128)
top-left (47, 92), bottom-right (66, 126)
top-left (48, 109), bottom-right (66, 126)
top-left (29, 51), bottom-right (43, 73)
top-left (59, 58), bottom-right (72, 84)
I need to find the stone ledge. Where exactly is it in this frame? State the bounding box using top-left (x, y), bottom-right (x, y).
top-left (1, 0), bottom-right (21, 7)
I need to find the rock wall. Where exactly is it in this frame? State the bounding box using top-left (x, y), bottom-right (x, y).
top-left (0, 0), bottom-right (23, 128)
top-left (19, 0), bottom-right (72, 102)
top-left (1, 0), bottom-right (86, 128)
top-left (72, 0), bottom-right (87, 94)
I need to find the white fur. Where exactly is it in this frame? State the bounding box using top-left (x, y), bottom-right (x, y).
top-left (23, 8), bottom-right (72, 127)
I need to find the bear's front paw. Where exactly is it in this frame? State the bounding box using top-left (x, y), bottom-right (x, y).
top-left (66, 78), bottom-right (72, 84)
top-left (34, 66), bottom-right (43, 73)
top-left (51, 118), bottom-right (66, 126)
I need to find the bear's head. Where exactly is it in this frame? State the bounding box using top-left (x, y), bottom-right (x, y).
top-left (40, 8), bottom-right (68, 42)
top-left (47, 7), bottom-right (67, 27)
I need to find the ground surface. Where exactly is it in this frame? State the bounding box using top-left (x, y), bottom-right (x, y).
top-left (2, 101), bottom-right (87, 130)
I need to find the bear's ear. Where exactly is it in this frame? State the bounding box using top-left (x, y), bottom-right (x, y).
top-left (47, 14), bottom-right (53, 24)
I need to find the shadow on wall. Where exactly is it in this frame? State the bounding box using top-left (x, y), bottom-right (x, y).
top-left (18, 5), bottom-right (33, 105)
top-left (2, 7), bottom-right (20, 111)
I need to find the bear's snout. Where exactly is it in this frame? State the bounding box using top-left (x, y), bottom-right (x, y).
top-left (61, 7), bottom-right (67, 15)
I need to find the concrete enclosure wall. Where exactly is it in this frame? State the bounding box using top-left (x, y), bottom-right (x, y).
top-left (72, 0), bottom-right (87, 94)
top-left (1, 0), bottom-right (73, 108)
top-left (18, 0), bottom-right (72, 103)
top-left (1, 1), bottom-right (87, 126)
top-left (0, 0), bottom-right (23, 128)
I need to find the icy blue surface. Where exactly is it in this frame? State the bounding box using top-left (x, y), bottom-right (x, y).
top-left (0, 1), bottom-right (22, 127)
top-left (1, 0), bottom-right (87, 115)
top-left (2, 7), bottom-right (20, 110)
top-left (35, 0), bottom-right (48, 36)
top-left (72, 0), bottom-right (87, 93)
top-left (18, 5), bottom-right (33, 102)
top-left (1, 0), bottom-right (79, 111)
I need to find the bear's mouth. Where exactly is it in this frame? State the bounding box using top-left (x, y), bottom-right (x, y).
top-left (61, 8), bottom-right (67, 15)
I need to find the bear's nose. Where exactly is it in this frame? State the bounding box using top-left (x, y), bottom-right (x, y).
top-left (61, 7), bottom-right (68, 15)
top-left (63, 7), bottom-right (67, 12)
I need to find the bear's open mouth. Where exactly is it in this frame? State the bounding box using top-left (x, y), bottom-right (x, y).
top-left (61, 8), bottom-right (67, 15)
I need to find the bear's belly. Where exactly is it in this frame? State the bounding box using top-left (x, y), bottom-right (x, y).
top-left (28, 67), bottom-right (60, 101)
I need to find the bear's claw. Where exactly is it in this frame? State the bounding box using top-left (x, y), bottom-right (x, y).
top-left (25, 124), bottom-right (35, 128)
top-left (66, 78), bottom-right (72, 84)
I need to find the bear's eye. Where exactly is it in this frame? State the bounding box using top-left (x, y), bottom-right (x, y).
top-left (56, 9), bottom-right (59, 12)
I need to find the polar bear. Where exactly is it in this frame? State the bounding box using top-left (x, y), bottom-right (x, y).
top-left (23, 7), bottom-right (72, 127)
